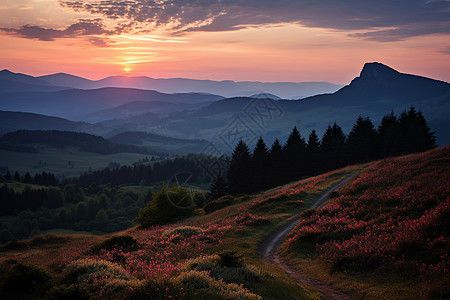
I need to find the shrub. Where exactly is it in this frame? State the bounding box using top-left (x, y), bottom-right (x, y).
top-left (204, 195), bottom-right (235, 213)
top-left (162, 226), bottom-right (204, 238)
top-left (137, 184), bottom-right (195, 227)
top-left (177, 270), bottom-right (262, 300)
top-left (184, 255), bottom-right (261, 287)
top-left (0, 261), bottom-right (52, 297)
top-left (63, 258), bottom-right (132, 284)
top-left (218, 251), bottom-right (243, 268)
top-left (47, 284), bottom-right (90, 300)
top-left (88, 235), bottom-right (138, 255)
top-left (192, 190), bottom-right (207, 207)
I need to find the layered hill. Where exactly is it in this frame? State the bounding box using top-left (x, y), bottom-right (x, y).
top-left (0, 130), bottom-right (152, 155)
top-left (0, 111), bottom-right (88, 135)
top-left (0, 87), bottom-right (224, 120)
top-left (39, 73), bottom-right (341, 99)
top-left (1, 63), bottom-right (449, 149)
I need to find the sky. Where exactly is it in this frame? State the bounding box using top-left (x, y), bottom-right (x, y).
top-left (0, 0), bottom-right (449, 84)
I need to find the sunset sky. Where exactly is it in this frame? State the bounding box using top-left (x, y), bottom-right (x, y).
top-left (0, 0), bottom-right (449, 84)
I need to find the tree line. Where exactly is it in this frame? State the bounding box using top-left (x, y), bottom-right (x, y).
top-left (1, 171), bottom-right (58, 186)
top-left (73, 154), bottom-right (220, 187)
top-left (209, 107), bottom-right (436, 197)
top-left (0, 184), bottom-right (146, 244)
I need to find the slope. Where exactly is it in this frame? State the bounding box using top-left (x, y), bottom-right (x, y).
top-left (0, 111), bottom-right (88, 135)
top-left (282, 146), bottom-right (450, 299)
top-left (0, 130), bottom-right (153, 155)
top-left (0, 87), bottom-right (224, 120)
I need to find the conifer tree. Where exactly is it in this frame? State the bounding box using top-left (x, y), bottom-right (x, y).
top-left (306, 130), bottom-right (321, 174)
top-left (208, 171), bottom-right (228, 200)
top-left (13, 171), bottom-right (20, 182)
top-left (397, 106), bottom-right (437, 154)
top-left (252, 137), bottom-right (269, 191)
top-left (269, 138), bottom-right (284, 187)
top-left (378, 111), bottom-right (400, 157)
top-left (347, 116), bottom-right (378, 163)
top-left (227, 140), bottom-right (252, 195)
top-left (320, 123), bottom-right (346, 171)
top-left (283, 126), bottom-right (306, 181)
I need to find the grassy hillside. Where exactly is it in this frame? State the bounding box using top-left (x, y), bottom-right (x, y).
top-left (0, 147), bottom-right (447, 299)
top-left (283, 146), bottom-right (449, 299)
top-left (0, 163), bottom-right (362, 299)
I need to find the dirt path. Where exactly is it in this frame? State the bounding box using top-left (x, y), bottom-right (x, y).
top-left (259, 172), bottom-right (359, 300)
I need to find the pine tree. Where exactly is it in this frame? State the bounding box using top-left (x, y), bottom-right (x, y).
top-left (227, 140), bottom-right (252, 195)
top-left (23, 172), bottom-right (32, 184)
top-left (283, 126), bottom-right (307, 181)
top-left (269, 138), bottom-right (283, 187)
top-left (13, 171), bottom-right (20, 182)
top-left (305, 130), bottom-right (321, 175)
top-left (398, 106), bottom-right (437, 155)
top-left (378, 111), bottom-right (400, 157)
top-left (208, 171), bottom-right (228, 200)
top-left (347, 116), bottom-right (378, 163)
top-left (320, 123), bottom-right (346, 171)
top-left (252, 137), bottom-right (269, 191)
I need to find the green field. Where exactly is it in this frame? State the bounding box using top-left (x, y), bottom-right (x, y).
top-left (0, 146), bottom-right (151, 178)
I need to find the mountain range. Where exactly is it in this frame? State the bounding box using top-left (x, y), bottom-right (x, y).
top-left (0, 62), bottom-right (449, 152)
top-left (1, 69), bottom-right (341, 99)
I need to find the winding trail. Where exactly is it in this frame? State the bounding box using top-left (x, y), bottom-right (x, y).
top-left (259, 172), bottom-right (359, 300)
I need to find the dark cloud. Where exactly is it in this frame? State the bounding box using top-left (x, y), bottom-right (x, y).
top-left (88, 37), bottom-right (110, 47)
top-left (438, 46), bottom-right (450, 55)
top-left (57, 0), bottom-right (450, 41)
top-left (0, 19), bottom-right (114, 41)
top-left (2, 1), bottom-right (449, 42)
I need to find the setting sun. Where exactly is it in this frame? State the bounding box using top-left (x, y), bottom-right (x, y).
top-left (123, 67), bottom-right (132, 73)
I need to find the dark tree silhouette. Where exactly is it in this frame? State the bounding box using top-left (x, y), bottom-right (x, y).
top-left (397, 106), bottom-right (437, 154)
top-left (321, 123), bottom-right (346, 171)
top-left (269, 138), bottom-right (284, 187)
top-left (347, 116), bottom-right (378, 163)
top-left (378, 111), bottom-right (400, 157)
top-left (208, 171), bottom-right (228, 200)
top-left (14, 171), bottom-right (20, 182)
top-left (306, 130), bottom-right (321, 174)
top-left (227, 140), bottom-right (252, 195)
top-left (252, 137), bottom-right (269, 191)
top-left (283, 126), bottom-right (307, 181)
top-left (23, 172), bottom-right (32, 184)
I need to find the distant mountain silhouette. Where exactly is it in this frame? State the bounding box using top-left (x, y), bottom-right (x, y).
top-left (37, 71), bottom-right (341, 98)
top-left (38, 72), bottom-right (95, 89)
top-left (1, 63), bottom-right (448, 148)
top-left (0, 87), bottom-right (224, 120)
top-left (109, 131), bottom-right (209, 154)
top-left (250, 93), bottom-right (281, 100)
top-left (0, 111), bottom-right (88, 135)
top-left (313, 62), bottom-right (450, 104)
top-left (0, 130), bottom-right (153, 155)
top-left (89, 99), bottom-right (214, 122)
top-left (193, 62), bottom-right (450, 146)
top-left (0, 69), bottom-right (68, 93)
top-left (0, 69), bottom-right (53, 86)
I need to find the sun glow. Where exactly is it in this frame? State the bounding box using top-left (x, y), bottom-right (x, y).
top-left (123, 67), bottom-right (131, 73)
